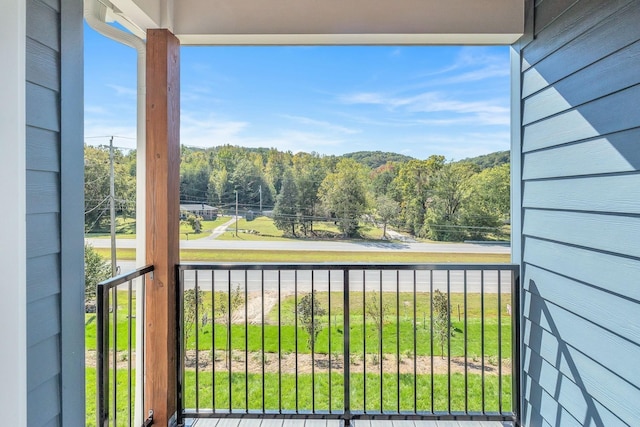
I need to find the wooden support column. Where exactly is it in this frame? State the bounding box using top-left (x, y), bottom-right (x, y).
top-left (145, 29), bottom-right (180, 427)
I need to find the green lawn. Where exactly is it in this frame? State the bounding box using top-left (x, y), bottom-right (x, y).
top-left (180, 217), bottom-right (230, 240)
top-left (87, 217), bottom-right (230, 241)
top-left (87, 288), bottom-right (514, 426)
top-left (216, 216), bottom-right (289, 241)
top-left (94, 247), bottom-right (510, 264)
top-left (179, 290), bottom-right (511, 358)
top-left (86, 368), bottom-right (512, 426)
top-left (182, 371), bottom-right (512, 414)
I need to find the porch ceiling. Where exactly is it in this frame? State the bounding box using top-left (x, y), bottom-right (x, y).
top-left (104, 0), bottom-right (524, 45)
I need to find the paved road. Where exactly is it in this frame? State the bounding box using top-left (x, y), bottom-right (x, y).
top-left (86, 238), bottom-right (510, 254)
top-left (105, 238), bottom-right (512, 295)
top-left (117, 260), bottom-right (514, 294)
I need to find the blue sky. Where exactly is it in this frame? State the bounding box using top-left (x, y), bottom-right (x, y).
top-left (85, 25), bottom-right (511, 160)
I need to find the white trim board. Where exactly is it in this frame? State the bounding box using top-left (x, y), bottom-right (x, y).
top-left (0, 0), bottom-right (27, 424)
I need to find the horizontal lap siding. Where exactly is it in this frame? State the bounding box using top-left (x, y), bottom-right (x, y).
top-left (520, 0), bottom-right (640, 425)
top-left (26, 0), bottom-right (62, 425)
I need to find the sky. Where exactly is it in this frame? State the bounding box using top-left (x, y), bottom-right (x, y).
top-left (84, 25), bottom-right (511, 160)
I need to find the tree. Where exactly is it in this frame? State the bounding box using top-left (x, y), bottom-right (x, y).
top-left (461, 164), bottom-right (510, 239)
top-left (208, 166), bottom-right (230, 205)
top-left (182, 213), bottom-right (203, 234)
top-left (423, 162), bottom-right (476, 241)
top-left (84, 244), bottom-right (111, 303)
top-left (297, 291), bottom-right (327, 353)
top-left (180, 148), bottom-right (211, 203)
top-left (265, 149), bottom-right (292, 194)
top-left (84, 145), bottom-right (136, 232)
top-left (215, 285), bottom-right (244, 368)
top-left (183, 288), bottom-right (204, 358)
top-left (375, 195), bottom-right (400, 239)
top-left (293, 153), bottom-right (326, 236)
top-left (273, 170), bottom-right (299, 236)
top-left (370, 162), bottom-right (399, 198)
top-left (392, 156), bottom-right (445, 236)
top-left (319, 158), bottom-right (369, 237)
top-left (229, 158), bottom-right (272, 210)
top-left (432, 290), bottom-right (452, 358)
top-left (365, 292), bottom-right (389, 337)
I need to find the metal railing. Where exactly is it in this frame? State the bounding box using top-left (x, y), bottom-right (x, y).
top-left (177, 263), bottom-right (520, 425)
top-left (96, 265), bottom-right (154, 427)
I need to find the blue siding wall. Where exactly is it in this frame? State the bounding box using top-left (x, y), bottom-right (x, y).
top-left (519, 0), bottom-right (640, 425)
top-left (26, 0), bottom-right (84, 424)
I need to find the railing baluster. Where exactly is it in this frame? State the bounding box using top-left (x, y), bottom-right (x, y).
top-left (262, 269), bottom-right (265, 413)
top-left (169, 263), bottom-right (520, 425)
top-left (362, 270), bottom-right (366, 414)
top-left (97, 276), bottom-right (109, 427)
top-left (328, 270), bottom-right (332, 413)
top-left (311, 270), bottom-right (315, 414)
top-left (228, 270), bottom-right (232, 413)
top-left (127, 279), bottom-right (133, 425)
top-left (379, 269), bottom-right (383, 414)
top-left (244, 269), bottom-right (248, 413)
top-left (211, 272), bottom-right (218, 410)
top-left (464, 269), bottom-right (468, 414)
top-left (177, 268), bottom-right (184, 426)
top-left (396, 270), bottom-right (400, 414)
top-left (447, 270), bottom-right (451, 415)
top-left (513, 267), bottom-right (522, 421)
top-left (413, 269), bottom-right (417, 415)
top-left (429, 270), bottom-right (434, 414)
top-left (112, 285), bottom-right (117, 427)
top-left (481, 269), bottom-right (486, 414)
top-left (294, 270), bottom-right (299, 413)
top-left (195, 270), bottom-right (200, 410)
top-left (342, 268), bottom-right (351, 424)
top-left (278, 269), bottom-right (282, 414)
top-left (498, 269), bottom-right (503, 414)
top-left (96, 265), bottom-right (153, 427)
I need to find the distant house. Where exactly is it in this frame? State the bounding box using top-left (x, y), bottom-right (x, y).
top-left (180, 203), bottom-right (218, 220)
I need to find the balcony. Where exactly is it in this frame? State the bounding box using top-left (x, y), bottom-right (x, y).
top-left (96, 263), bottom-right (520, 427)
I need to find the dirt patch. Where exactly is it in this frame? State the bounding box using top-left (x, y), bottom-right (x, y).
top-left (183, 350), bottom-right (511, 376)
top-left (230, 291), bottom-right (289, 324)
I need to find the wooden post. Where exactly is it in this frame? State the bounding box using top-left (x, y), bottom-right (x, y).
top-left (145, 29), bottom-right (180, 427)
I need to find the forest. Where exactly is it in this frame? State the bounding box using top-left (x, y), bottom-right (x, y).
top-left (84, 145), bottom-right (510, 241)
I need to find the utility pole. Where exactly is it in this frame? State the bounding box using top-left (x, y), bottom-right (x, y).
top-left (259, 185), bottom-right (262, 213)
top-left (109, 136), bottom-right (117, 276)
top-left (235, 190), bottom-right (239, 237)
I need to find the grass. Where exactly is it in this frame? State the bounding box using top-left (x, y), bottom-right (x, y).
top-left (180, 217), bottom-right (230, 240)
top-left (87, 289), bottom-right (514, 425)
top-left (182, 372), bottom-right (512, 414)
top-left (180, 290), bottom-right (511, 358)
top-left (216, 216), bottom-right (288, 241)
top-left (87, 218), bottom-right (230, 241)
top-left (86, 368), bottom-right (138, 427)
top-left (182, 319), bottom-right (511, 358)
top-left (86, 368), bottom-right (512, 426)
top-left (94, 247), bottom-right (511, 263)
top-left (216, 217), bottom-right (405, 242)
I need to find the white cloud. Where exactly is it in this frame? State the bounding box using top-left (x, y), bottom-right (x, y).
top-left (107, 84), bottom-right (137, 98)
top-left (85, 105), bottom-right (110, 115)
top-left (338, 89), bottom-right (508, 127)
top-left (339, 92), bottom-right (386, 105)
top-left (281, 115), bottom-right (360, 135)
top-left (181, 112), bottom-right (249, 147)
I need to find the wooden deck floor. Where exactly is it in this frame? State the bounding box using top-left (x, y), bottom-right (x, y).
top-left (189, 419), bottom-right (513, 427)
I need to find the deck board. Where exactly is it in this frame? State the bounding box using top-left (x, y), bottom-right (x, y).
top-left (191, 419), bottom-right (513, 427)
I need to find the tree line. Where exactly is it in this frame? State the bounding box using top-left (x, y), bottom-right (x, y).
top-left (84, 144), bottom-right (510, 241)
